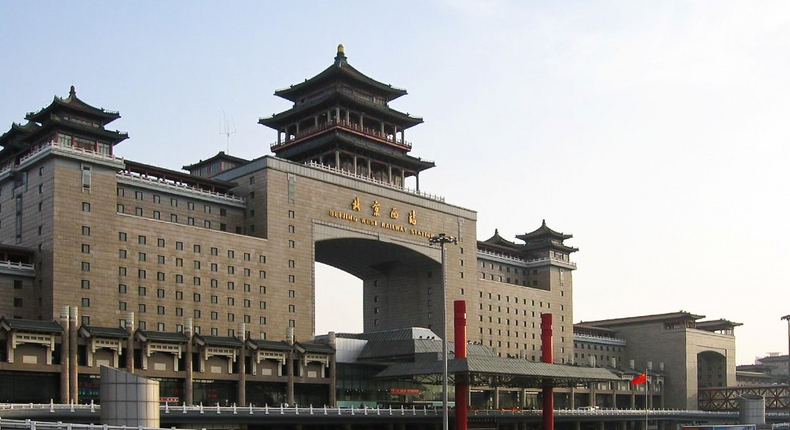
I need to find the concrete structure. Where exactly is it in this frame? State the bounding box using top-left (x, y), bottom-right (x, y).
top-left (575, 312), bottom-right (740, 410)
top-left (99, 366), bottom-right (160, 427)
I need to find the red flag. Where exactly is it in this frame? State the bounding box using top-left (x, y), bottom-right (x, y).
top-left (630, 372), bottom-right (647, 385)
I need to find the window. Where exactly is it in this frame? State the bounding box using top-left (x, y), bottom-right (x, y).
top-left (135, 191), bottom-right (143, 200)
top-left (259, 301), bottom-right (266, 309)
top-left (82, 165), bottom-right (91, 189)
top-left (176, 275), bottom-right (183, 283)
top-left (176, 241), bottom-right (183, 250)
top-left (194, 293), bottom-right (201, 302)
top-left (81, 280), bottom-right (90, 289)
top-left (288, 304), bottom-right (295, 313)
top-left (204, 205), bottom-right (210, 213)
top-left (117, 187), bottom-right (124, 197)
top-left (157, 306), bottom-right (165, 315)
top-left (138, 304), bottom-right (146, 313)
top-left (118, 284), bottom-right (127, 293)
top-left (153, 210), bottom-right (160, 219)
top-left (153, 195), bottom-right (160, 204)
top-left (138, 235), bottom-right (146, 245)
top-left (288, 290), bottom-right (296, 298)
top-left (188, 202), bottom-right (194, 210)
top-left (119, 301), bottom-right (127, 311)
top-left (228, 297), bottom-right (235, 306)
top-left (194, 260), bottom-right (201, 269)
top-left (117, 204), bottom-right (124, 213)
top-left (176, 258), bottom-right (183, 267)
top-left (157, 288), bottom-right (165, 298)
top-left (81, 262), bottom-right (90, 272)
top-left (176, 291), bottom-right (183, 300)
top-left (82, 202), bottom-right (90, 212)
top-left (157, 238), bottom-right (165, 247)
top-left (81, 298), bottom-right (90, 307)
top-left (228, 250), bottom-right (235, 258)
top-left (211, 311), bottom-right (218, 320)
top-left (82, 226), bottom-right (90, 236)
top-left (171, 198), bottom-right (177, 207)
top-left (211, 295), bottom-right (218, 304)
top-left (193, 244), bottom-right (200, 253)
top-left (138, 252), bottom-right (146, 262)
top-left (171, 214), bottom-right (177, 222)
top-left (138, 269), bottom-right (146, 279)
top-left (138, 286), bottom-right (146, 296)
top-left (210, 247), bottom-right (218, 256)
top-left (81, 244), bottom-right (90, 253)
top-left (188, 217), bottom-right (195, 225)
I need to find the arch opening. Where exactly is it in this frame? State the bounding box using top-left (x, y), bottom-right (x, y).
top-left (314, 237), bottom-right (442, 337)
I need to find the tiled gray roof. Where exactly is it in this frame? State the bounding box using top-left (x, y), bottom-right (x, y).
top-left (297, 342), bottom-right (335, 354)
top-left (80, 325), bottom-right (130, 338)
top-left (247, 339), bottom-right (291, 351)
top-left (376, 357), bottom-right (621, 387)
top-left (0, 318), bottom-right (62, 333)
top-left (136, 330), bottom-right (189, 343)
top-left (194, 334), bottom-right (243, 347)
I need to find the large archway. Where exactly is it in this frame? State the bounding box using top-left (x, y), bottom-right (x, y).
top-left (697, 350), bottom-right (727, 388)
top-left (313, 226), bottom-right (443, 336)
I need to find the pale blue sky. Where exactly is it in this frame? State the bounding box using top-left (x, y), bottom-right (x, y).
top-left (2, 1), bottom-right (788, 365)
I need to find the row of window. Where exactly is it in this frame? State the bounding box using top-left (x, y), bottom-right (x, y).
top-left (118, 187), bottom-right (228, 216)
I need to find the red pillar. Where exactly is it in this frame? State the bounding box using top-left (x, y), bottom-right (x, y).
top-left (541, 313), bottom-right (554, 430)
top-left (454, 300), bottom-right (468, 430)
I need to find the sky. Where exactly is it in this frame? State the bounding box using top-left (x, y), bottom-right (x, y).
top-left (1, 1), bottom-right (789, 366)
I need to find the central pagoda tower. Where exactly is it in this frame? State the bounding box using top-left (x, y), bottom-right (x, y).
top-left (259, 45), bottom-right (434, 190)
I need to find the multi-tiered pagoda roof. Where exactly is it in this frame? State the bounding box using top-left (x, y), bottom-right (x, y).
top-left (259, 45), bottom-right (434, 189)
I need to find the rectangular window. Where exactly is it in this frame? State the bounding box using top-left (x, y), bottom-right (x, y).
top-left (82, 165), bottom-right (91, 190)
top-left (153, 195), bottom-right (160, 203)
top-left (82, 202), bottom-right (90, 212)
top-left (81, 280), bottom-right (90, 289)
top-left (119, 232), bottom-right (127, 241)
top-left (157, 238), bottom-right (165, 247)
top-left (82, 226), bottom-right (90, 236)
top-left (82, 244), bottom-right (90, 253)
top-left (81, 262), bottom-right (90, 272)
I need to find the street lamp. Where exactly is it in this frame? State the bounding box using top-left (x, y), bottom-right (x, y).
top-left (429, 233), bottom-right (458, 430)
top-left (781, 315), bottom-right (790, 424)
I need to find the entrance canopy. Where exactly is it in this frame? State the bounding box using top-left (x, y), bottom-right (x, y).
top-left (375, 357), bottom-right (622, 388)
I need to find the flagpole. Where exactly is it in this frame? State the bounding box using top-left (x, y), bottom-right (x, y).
top-left (645, 368), bottom-right (650, 430)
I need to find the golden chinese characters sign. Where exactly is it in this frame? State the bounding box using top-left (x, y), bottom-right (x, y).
top-left (329, 197), bottom-right (433, 238)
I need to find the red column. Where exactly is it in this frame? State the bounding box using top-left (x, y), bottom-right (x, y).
top-left (454, 300), bottom-right (468, 430)
top-left (542, 313), bottom-right (554, 430)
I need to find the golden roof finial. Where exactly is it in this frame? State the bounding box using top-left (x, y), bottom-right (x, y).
top-left (337, 44), bottom-right (344, 55)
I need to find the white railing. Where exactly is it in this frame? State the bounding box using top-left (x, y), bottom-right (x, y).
top-left (573, 333), bottom-right (627, 345)
top-left (476, 250), bottom-right (577, 268)
top-left (0, 260), bottom-right (35, 271)
top-left (0, 403), bottom-right (766, 421)
top-left (272, 119), bottom-right (413, 151)
top-left (19, 141), bottom-right (124, 166)
top-left (116, 172), bottom-right (245, 204)
top-left (305, 161), bottom-right (445, 202)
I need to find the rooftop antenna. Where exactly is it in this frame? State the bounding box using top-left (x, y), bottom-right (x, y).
top-left (219, 110), bottom-right (237, 154)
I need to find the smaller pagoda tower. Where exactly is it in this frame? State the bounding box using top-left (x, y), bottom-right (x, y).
top-left (259, 45), bottom-right (434, 190)
top-left (0, 86), bottom-right (127, 166)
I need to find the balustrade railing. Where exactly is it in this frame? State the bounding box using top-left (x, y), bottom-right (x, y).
top-left (271, 119), bottom-right (412, 150)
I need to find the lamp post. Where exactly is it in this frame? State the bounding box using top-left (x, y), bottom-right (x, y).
top-left (430, 233), bottom-right (458, 430)
top-left (782, 315), bottom-right (790, 423)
